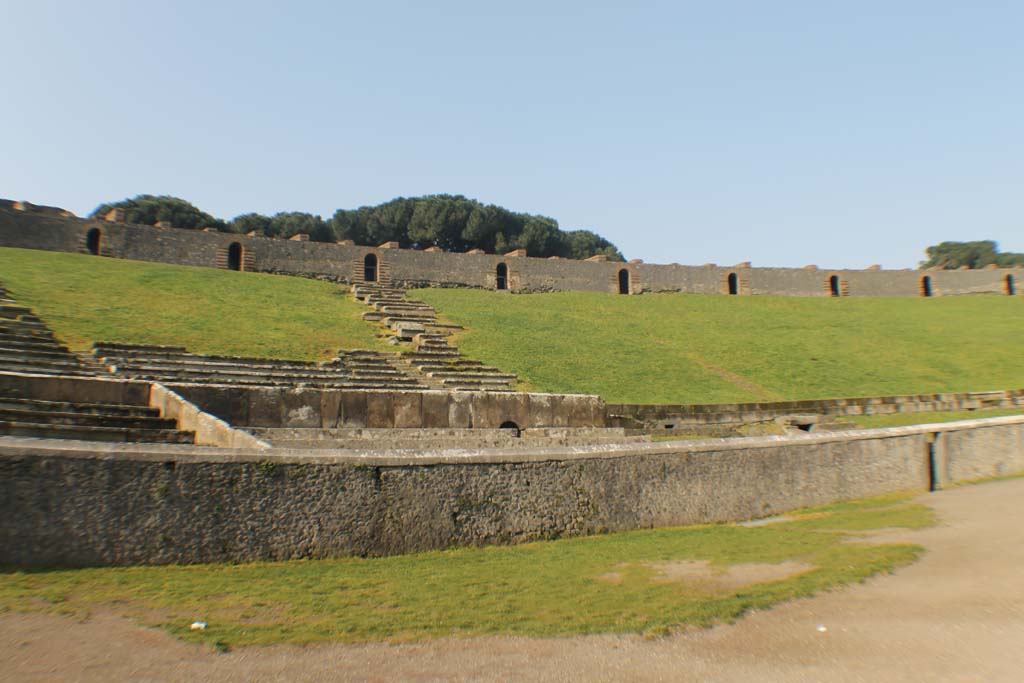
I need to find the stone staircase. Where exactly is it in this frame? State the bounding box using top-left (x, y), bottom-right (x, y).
top-left (0, 286), bottom-right (96, 377)
top-left (250, 426), bottom-right (650, 450)
top-left (92, 342), bottom-right (428, 391)
top-left (0, 395), bottom-right (194, 443)
top-left (352, 284), bottom-right (520, 392)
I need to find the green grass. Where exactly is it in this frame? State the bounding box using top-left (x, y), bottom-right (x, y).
top-left (849, 407), bottom-right (1024, 429)
top-left (414, 288), bottom-right (1024, 404)
top-left (0, 247), bottom-right (386, 360)
top-left (0, 493), bottom-right (930, 648)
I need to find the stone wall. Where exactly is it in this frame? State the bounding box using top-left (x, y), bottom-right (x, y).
top-left (2, 415), bottom-right (1022, 566)
top-left (609, 389), bottom-right (1024, 430)
top-left (171, 385), bottom-right (606, 430)
top-left (2, 203), bottom-right (1020, 297)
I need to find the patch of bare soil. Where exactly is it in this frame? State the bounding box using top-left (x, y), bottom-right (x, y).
top-left (4, 478), bottom-right (1024, 682)
top-left (644, 560), bottom-right (815, 589)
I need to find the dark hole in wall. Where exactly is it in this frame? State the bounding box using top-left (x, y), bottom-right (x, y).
top-left (496, 262), bottom-right (508, 290)
top-left (227, 242), bottom-right (243, 271)
top-left (499, 420), bottom-right (521, 437)
top-left (829, 275), bottom-right (841, 297)
top-left (795, 423), bottom-right (814, 432)
top-left (364, 253), bottom-right (378, 282)
top-left (85, 228), bottom-right (101, 255)
top-left (727, 272), bottom-right (738, 295)
top-left (163, 461), bottom-right (176, 472)
top-left (921, 276), bottom-right (933, 297)
top-left (1007, 274), bottom-right (1017, 296)
top-left (927, 436), bottom-right (939, 491)
top-left (618, 269), bottom-right (630, 294)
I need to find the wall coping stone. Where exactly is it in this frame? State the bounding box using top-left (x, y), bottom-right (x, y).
top-left (3, 413), bottom-right (1022, 467)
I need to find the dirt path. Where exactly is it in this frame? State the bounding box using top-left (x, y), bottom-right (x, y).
top-left (4, 477), bottom-right (1024, 682)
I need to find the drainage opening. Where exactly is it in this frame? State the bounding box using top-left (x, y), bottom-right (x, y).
top-left (499, 421), bottom-right (521, 437)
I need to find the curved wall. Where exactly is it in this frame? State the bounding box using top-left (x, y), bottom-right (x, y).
top-left (1, 202), bottom-right (1020, 297)
top-left (1, 416), bottom-right (1022, 566)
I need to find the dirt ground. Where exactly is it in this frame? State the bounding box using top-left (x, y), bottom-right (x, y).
top-left (4, 477), bottom-right (1024, 682)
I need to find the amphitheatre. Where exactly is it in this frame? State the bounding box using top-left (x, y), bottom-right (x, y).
top-left (1, 196), bottom-right (1024, 656)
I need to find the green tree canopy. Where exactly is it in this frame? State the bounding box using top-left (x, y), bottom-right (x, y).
top-left (331, 195), bottom-right (624, 260)
top-left (91, 193), bottom-right (625, 259)
top-left (922, 240), bottom-right (1024, 269)
top-left (90, 195), bottom-right (227, 231)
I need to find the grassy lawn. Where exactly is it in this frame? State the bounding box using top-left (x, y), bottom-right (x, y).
top-left (0, 493), bottom-right (931, 649)
top-left (0, 247), bottom-right (386, 360)
top-left (414, 289), bottom-right (1024, 404)
top-left (848, 407), bottom-right (1024, 429)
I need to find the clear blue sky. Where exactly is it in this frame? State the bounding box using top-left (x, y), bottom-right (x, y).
top-left (3, 1), bottom-right (1022, 268)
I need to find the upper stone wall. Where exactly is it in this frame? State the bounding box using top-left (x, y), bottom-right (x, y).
top-left (0, 202), bottom-right (1019, 297)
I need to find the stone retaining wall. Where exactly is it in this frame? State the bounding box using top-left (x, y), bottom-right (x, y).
top-left (2, 415), bottom-right (1022, 566)
top-left (171, 385), bottom-right (606, 429)
top-left (609, 389), bottom-right (1024, 430)
top-left (2, 203), bottom-right (1020, 297)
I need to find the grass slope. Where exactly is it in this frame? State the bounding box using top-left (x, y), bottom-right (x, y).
top-left (414, 289), bottom-right (1024, 404)
top-left (0, 493), bottom-right (929, 648)
top-left (0, 248), bottom-right (385, 360)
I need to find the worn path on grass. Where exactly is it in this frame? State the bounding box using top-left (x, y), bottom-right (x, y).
top-left (4, 477), bottom-right (1024, 682)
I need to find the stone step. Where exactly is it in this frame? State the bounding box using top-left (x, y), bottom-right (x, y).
top-left (94, 348), bottom-right (324, 371)
top-left (382, 314), bottom-right (437, 324)
top-left (0, 334), bottom-right (67, 350)
top-left (122, 370), bottom-right (425, 389)
top-left (440, 378), bottom-right (516, 389)
top-left (98, 359), bottom-right (349, 378)
top-left (0, 397), bottom-right (157, 417)
top-left (427, 371), bottom-right (518, 382)
top-left (93, 342), bottom-right (188, 353)
top-left (0, 305), bottom-right (38, 319)
top-left (402, 350), bottom-right (462, 360)
top-left (374, 302), bottom-right (434, 312)
top-left (0, 355), bottom-right (87, 371)
top-left (346, 370), bottom-right (414, 381)
top-left (0, 346), bottom-right (81, 363)
top-left (0, 321), bottom-right (52, 335)
top-left (0, 420), bottom-right (196, 444)
top-left (98, 357), bottom-right (338, 377)
top-left (0, 407), bottom-right (179, 430)
top-left (138, 377), bottom-right (426, 391)
top-left (412, 358), bottom-right (486, 367)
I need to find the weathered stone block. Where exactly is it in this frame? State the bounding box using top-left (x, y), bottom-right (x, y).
top-left (448, 392), bottom-right (472, 428)
top-left (320, 391), bottom-right (343, 429)
top-left (340, 392), bottom-right (368, 427)
top-left (366, 392), bottom-right (395, 427)
top-left (421, 392), bottom-right (450, 428)
top-left (393, 392), bottom-right (423, 428)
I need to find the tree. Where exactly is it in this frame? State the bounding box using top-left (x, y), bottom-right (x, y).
top-left (230, 213), bottom-right (272, 236)
top-left (89, 195), bottom-right (227, 231)
top-left (331, 195), bottom-right (624, 259)
top-left (93, 193), bottom-right (626, 259)
top-left (266, 212), bottom-right (333, 242)
top-left (921, 240), bottom-right (1024, 269)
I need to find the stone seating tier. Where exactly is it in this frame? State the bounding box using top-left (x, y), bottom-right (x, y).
top-left (0, 396), bottom-right (195, 444)
top-left (0, 302), bottom-right (95, 377)
top-left (94, 343), bottom-right (430, 390)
